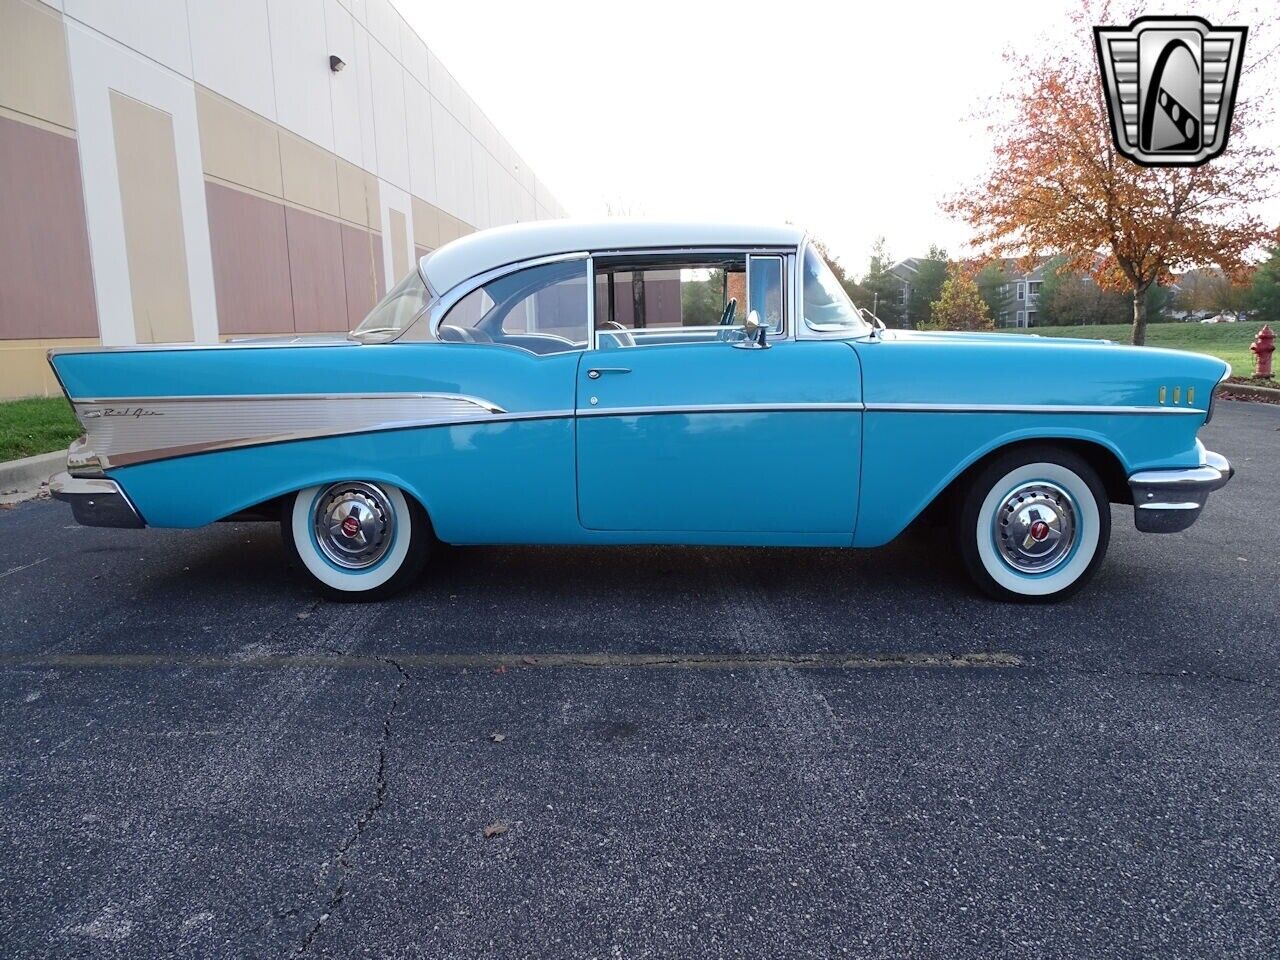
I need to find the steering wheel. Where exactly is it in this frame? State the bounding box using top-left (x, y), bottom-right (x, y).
top-left (716, 298), bottom-right (739, 342)
top-left (719, 297), bottom-right (738, 327)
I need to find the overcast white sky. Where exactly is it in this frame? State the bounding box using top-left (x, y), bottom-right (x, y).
top-left (399, 0), bottom-right (1278, 277)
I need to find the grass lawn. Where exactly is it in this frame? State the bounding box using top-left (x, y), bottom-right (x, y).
top-left (1009, 320), bottom-right (1269, 375)
top-left (0, 396), bottom-right (80, 463)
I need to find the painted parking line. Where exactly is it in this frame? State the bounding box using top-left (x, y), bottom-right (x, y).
top-left (0, 651), bottom-right (1023, 670)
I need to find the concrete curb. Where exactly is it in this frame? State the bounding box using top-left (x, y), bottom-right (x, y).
top-left (1221, 382), bottom-right (1280, 402)
top-left (0, 450), bottom-right (64, 495)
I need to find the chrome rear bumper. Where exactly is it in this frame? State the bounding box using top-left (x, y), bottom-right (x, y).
top-left (1128, 450), bottom-right (1233, 533)
top-left (49, 472), bottom-right (145, 528)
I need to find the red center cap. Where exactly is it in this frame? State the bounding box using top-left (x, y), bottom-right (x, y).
top-left (341, 516), bottom-right (360, 538)
top-left (1030, 519), bottom-right (1051, 542)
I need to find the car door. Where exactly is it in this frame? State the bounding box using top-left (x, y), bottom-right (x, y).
top-left (575, 252), bottom-right (862, 535)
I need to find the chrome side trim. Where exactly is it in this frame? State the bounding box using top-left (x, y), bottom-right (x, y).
top-left (1128, 449), bottom-right (1233, 533)
top-left (48, 341), bottom-right (358, 358)
top-left (576, 402), bottom-right (865, 417)
top-left (49, 473), bottom-right (145, 528)
top-left (864, 402), bottom-right (1206, 415)
top-left (75, 392), bottom-right (507, 412)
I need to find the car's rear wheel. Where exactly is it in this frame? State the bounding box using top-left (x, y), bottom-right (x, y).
top-left (281, 480), bottom-right (431, 601)
top-left (955, 446), bottom-right (1110, 602)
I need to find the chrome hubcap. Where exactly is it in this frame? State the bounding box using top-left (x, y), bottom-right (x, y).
top-left (313, 482), bottom-right (395, 570)
top-left (992, 481), bottom-right (1076, 574)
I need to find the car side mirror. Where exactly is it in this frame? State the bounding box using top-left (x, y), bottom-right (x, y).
top-left (733, 310), bottom-right (770, 350)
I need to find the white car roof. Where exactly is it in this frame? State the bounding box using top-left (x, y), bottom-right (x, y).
top-left (420, 219), bottom-right (808, 296)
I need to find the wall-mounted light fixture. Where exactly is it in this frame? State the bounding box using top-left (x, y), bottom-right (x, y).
top-left (329, 55), bottom-right (346, 73)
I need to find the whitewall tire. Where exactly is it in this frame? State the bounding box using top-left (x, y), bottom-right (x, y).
top-left (955, 447), bottom-right (1110, 602)
top-left (281, 481), bottom-right (431, 601)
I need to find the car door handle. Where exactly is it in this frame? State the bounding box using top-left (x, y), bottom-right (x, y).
top-left (587, 367), bottom-right (631, 379)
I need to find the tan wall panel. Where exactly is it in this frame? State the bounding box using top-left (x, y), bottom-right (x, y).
top-left (0, 114), bottom-right (97, 340)
top-left (365, 174), bottom-right (381, 231)
top-left (415, 244), bottom-right (429, 264)
top-left (0, 0), bottom-right (74, 130)
top-left (336, 159), bottom-right (371, 226)
top-left (285, 206), bottom-right (348, 333)
top-left (389, 208), bottom-right (408, 280)
top-left (110, 90), bottom-right (194, 344)
top-left (0, 337), bottom-right (97, 399)
top-left (341, 224), bottom-right (379, 327)
top-left (195, 86), bottom-right (283, 198)
top-left (280, 131), bottom-right (340, 218)
top-left (411, 196), bottom-right (440, 250)
top-left (373, 232), bottom-right (386, 299)
top-left (206, 181), bottom-right (294, 335)
top-left (437, 214), bottom-right (461, 245)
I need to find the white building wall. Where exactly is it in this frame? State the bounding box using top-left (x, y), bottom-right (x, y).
top-left (63, 0), bottom-right (564, 250)
top-left (64, 19), bottom-right (219, 347)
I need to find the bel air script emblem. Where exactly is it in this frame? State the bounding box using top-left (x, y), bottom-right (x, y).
top-left (81, 406), bottom-right (163, 419)
top-left (1094, 16), bottom-right (1246, 167)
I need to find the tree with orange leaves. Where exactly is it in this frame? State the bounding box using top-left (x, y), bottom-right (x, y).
top-left (927, 266), bottom-right (994, 332)
top-left (948, 1), bottom-right (1279, 345)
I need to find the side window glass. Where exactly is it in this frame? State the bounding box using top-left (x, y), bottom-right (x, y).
top-left (436, 260), bottom-right (588, 354)
top-left (748, 256), bottom-right (784, 332)
top-left (592, 253), bottom-right (783, 348)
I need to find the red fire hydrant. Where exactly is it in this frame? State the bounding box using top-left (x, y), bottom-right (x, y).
top-left (1251, 324), bottom-right (1275, 379)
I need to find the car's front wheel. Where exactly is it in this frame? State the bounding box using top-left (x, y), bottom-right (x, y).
top-left (281, 481), bottom-right (431, 601)
top-left (955, 446), bottom-right (1110, 602)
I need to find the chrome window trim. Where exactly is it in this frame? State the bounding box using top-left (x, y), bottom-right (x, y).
top-left (417, 251), bottom-right (592, 346)
top-left (587, 254), bottom-right (597, 350)
top-left (586, 246), bottom-right (797, 351)
top-left (794, 237), bottom-right (874, 341)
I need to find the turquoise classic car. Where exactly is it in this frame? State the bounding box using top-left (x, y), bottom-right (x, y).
top-left (48, 221), bottom-right (1233, 601)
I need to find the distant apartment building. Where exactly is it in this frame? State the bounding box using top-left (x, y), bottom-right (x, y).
top-left (986, 259), bottom-right (1049, 328)
top-left (0, 0), bottom-right (565, 399)
top-left (888, 257), bottom-right (1048, 328)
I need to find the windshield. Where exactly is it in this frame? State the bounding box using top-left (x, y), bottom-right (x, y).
top-left (351, 269), bottom-right (431, 342)
top-left (802, 245), bottom-right (869, 335)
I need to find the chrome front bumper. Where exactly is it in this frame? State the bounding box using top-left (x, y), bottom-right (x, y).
top-left (1128, 450), bottom-right (1233, 533)
top-left (49, 472), bottom-right (145, 528)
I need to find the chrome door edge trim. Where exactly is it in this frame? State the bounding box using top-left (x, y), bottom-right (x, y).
top-left (863, 402), bottom-right (1206, 415)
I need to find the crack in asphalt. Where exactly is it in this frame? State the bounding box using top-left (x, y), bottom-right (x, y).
top-left (295, 650), bottom-right (412, 955)
top-left (1061, 663), bottom-right (1274, 691)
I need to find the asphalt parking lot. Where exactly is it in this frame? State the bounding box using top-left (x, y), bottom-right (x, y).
top-left (1, 399), bottom-right (1277, 959)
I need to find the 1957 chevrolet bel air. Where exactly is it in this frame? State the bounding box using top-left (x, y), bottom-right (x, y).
top-left (48, 221), bottom-right (1233, 601)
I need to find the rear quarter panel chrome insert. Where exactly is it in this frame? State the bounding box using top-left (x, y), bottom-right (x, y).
top-left (72, 393), bottom-right (509, 469)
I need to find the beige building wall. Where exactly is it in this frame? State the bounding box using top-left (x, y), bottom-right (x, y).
top-left (0, 0), bottom-right (564, 400)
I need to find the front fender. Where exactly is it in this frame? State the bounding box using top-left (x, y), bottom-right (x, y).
top-left (854, 415), bottom-right (1169, 547)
